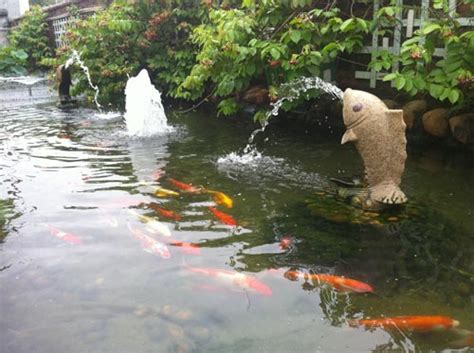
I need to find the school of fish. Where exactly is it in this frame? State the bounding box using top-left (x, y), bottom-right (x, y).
top-left (44, 175), bottom-right (468, 347)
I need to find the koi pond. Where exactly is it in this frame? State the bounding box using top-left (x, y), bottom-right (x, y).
top-left (1, 101), bottom-right (473, 353)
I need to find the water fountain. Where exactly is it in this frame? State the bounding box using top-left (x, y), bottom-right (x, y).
top-left (124, 69), bottom-right (173, 137)
top-left (65, 50), bottom-right (102, 110)
top-left (218, 76), bottom-right (343, 166)
top-left (219, 76), bottom-right (408, 211)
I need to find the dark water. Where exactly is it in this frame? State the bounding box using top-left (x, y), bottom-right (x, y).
top-left (1, 103), bottom-right (473, 353)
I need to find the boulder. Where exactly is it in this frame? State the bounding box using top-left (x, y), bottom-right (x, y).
top-left (422, 108), bottom-right (449, 137)
top-left (402, 100), bottom-right (428, 129)
top-left (242, 86), bottom-right (269, 105)
top-left (449, 113), bottom-right (474, 144)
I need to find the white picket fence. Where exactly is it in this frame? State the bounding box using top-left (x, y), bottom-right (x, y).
top-left (355, 0), bottom-right (473, 88)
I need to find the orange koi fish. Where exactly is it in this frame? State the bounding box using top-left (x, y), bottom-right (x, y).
top-left (189, 267), bottom-right (272, 296)
top-left (204, 189), bottom-right (233, 208)
top-left (169, 240), bottom-right (201, 255)
top-left (48, 226), bottom-right (82, 245)
top-left (350, 316), bottom-right (460, 332)
top-left (284, 270), bottom-right (374, 293)
top-left (169, 178), bottom-right (201, 193)
top-left (209, 207), bottom-right (237, 226)
top-left (128, 224), bottom-right (171, 259)
top-left (148, 202), bottom-right (181, 221)
top-left (155, 187), bottom-right (180, 198)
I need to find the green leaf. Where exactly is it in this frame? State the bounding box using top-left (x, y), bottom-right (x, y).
top-left (270, 47), bottom-right (281, 60)
top-left (448, 89), bottom-right (460, 104)
top-left (422, 23), bottom-right (441, 35)
top-left (340, 19), bottom-right (354, 32)
top-left (383, 73), bottom-right (397, 81)
top-left (290, 30), bottom-right (301, 44)
top-left (429, 83), bottom-right (444, 98)
top-left (394, 76), bottom-right (406, 90)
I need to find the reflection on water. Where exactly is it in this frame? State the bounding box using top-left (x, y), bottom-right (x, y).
top-left (0, 104), bottom-right (473, 353)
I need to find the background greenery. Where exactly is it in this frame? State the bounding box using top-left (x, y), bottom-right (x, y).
top-left (4, 1), bottom-right (474, 116)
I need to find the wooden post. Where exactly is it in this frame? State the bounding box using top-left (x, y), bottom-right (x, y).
top-left (370, 0), bottom-right (380, 88)
top-left (392, 0), bottom-right (403, 87)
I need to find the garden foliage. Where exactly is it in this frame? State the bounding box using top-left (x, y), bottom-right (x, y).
top-left (41, 0), bottom-right (472, 114)
top-left (0, 5), bottom-right (50, 75)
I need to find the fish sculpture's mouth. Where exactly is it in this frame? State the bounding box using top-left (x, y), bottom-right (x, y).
top-left (342, 88), bottom-right (373, 130)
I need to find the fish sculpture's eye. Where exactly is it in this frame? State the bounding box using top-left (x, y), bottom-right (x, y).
top-left (352, 103), bottom-right (363, 112)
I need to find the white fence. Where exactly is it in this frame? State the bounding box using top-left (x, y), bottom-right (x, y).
top-left (355, 0), bottom-right (473, 88)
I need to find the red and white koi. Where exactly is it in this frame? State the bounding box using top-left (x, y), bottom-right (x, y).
top-left (189, 267), bottom-right (272, 296)
top-left (128, 209), bottom-right (171, 237)
top-left (284, 270), bottom-right (374, 293)
top-left (128, 223), bottom-right (171, 259)
top-left (48, 225), bottom-right (82, 245)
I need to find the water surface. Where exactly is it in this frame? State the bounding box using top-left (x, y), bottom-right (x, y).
top-left (1, 103), bottom-right (473, 353)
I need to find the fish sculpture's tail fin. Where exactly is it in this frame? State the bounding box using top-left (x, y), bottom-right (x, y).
top-left (369, 182), bottom-right (407, 205)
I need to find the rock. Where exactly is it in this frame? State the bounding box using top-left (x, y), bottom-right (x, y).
top-left (402, 100), bottom-right (428, 129)
top-left (242, 86), bottom-right (269, 105)
top-left (449, 113), bottom-right (474, 144)
top-left (422, 108), bottom-right (449, 137)
top-left (382, 99), bottom-right (400, 109)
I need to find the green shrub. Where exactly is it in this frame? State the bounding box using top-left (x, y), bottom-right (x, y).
top-left (0, 47), bottom-right (28, 76)
top-left (45, 0), bottom-right (204, 107)
top-left (9, 5), bottom-right (51, 70)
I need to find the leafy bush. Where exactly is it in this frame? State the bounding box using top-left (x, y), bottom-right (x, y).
top-left (0, 47), bottom-right (28, 76)
top-left (375, 2), bottom-right (473, 106)
top-left (9, 5), bottom-right (51, 70)
top-left (45, 0), bottom-right (204, 107)
top-left (179, 2), bottom-right (369, 117)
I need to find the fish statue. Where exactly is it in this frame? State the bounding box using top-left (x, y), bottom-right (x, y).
top-left (341, 89), bottom-right (408, 210)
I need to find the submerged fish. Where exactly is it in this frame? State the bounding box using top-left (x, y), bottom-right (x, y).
top-left (204, 189), bottom-right (234, 208)
top-left (350, 316), bottom-right (459, 332)
top-left (148, 202), bottom-right (182, 221)
top-left (341, 89), bottom-right (407, 206)
top-left (189, 267), bottom-right (272, 296)
top-left (169, 178), bottom-right (201, 193)
top-left (209, 207), bottom-right (237, 226)
top-left (128, 209), bottom-right (172, 237)
top-left (284, 270), bottom-right (374, 293)
top-left (128, 223), bottom-right (171, 259)
top-left (155, 187), bottom-right (180, 198)
top-left (169, 240), bottom-right (201, 255)
top-left (451, 329), bottom-right (474, 348)
top-left (48, 225), bottom-right (82, 245)
top-left (279, 236), bottom-right (294, 250)
top-left (152, 169), bottom-right (165, 181)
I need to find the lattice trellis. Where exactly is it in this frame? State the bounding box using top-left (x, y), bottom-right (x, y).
top-left (355, 0), bottom-right (473, 88)
top-left (52, 15), bottom-right (72, 48)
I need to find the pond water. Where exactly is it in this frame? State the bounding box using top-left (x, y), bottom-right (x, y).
top-left (1, 102), bottom-right (473, 353)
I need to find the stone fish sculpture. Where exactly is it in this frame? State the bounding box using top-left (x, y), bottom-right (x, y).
top-left (341, 89), bottom-right (407, 210)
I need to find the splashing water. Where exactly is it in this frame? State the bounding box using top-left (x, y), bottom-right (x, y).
top-left (66, 50), bottom-right (102, 110)
top-left (124, 69), bottom-right (173, 137)
top-left (220, 76), bottom-right (343, 164)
